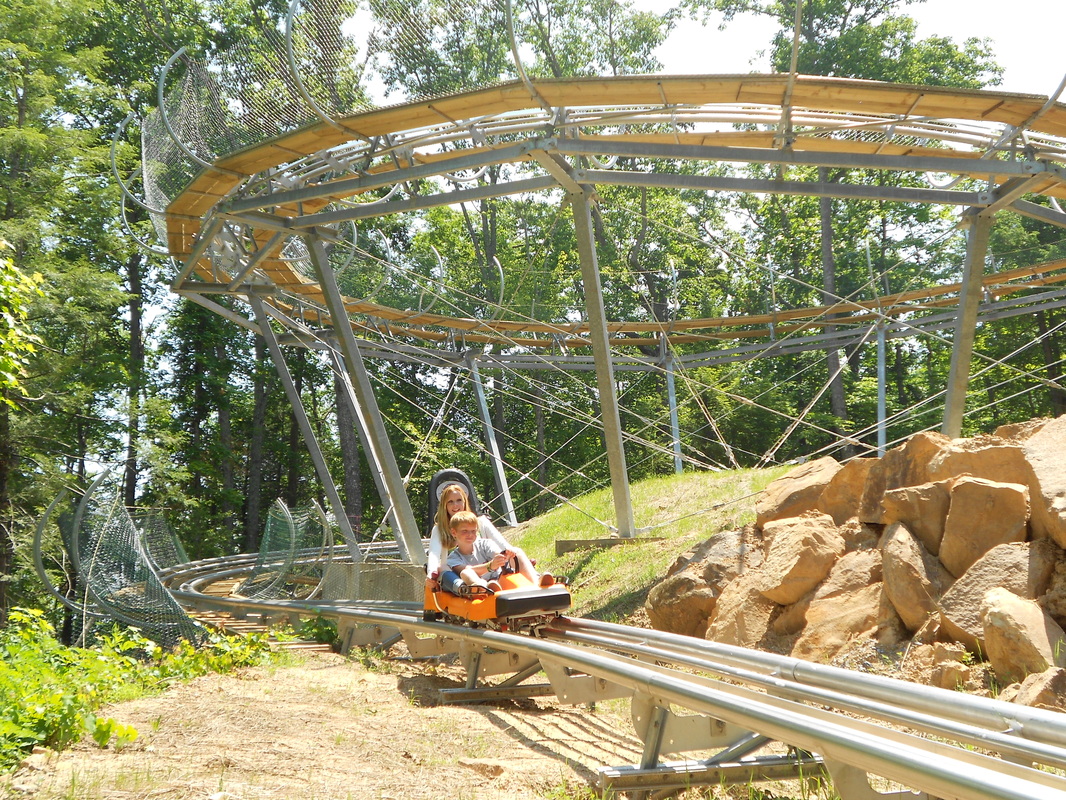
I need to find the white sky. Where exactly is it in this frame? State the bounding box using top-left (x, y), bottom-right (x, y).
top-left (641, 0), bottom-right (1065, 96)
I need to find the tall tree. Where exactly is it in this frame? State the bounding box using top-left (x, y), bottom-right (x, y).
top-left (683, 0), bottom-right (1002, 455)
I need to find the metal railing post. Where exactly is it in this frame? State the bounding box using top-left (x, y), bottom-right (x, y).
top-left (305, 232), bottom-right (425, 564)
top-left (942, 212), bottom-right (992, 438)
top-left (248, 293), bottom-right (362, 562)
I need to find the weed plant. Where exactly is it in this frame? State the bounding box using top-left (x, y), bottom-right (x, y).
top-left (0, 607), bottom-right (273, 772)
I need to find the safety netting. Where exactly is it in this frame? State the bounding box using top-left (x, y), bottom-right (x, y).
top-left (139, 0), bottom-right (524, 234)
top-left (236, 499), bottom-right (337, 600)
top-left (56, 486), bottom-right (205, 648)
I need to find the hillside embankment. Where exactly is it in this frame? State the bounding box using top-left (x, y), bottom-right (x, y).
top-left (647, 414), bottom-right (1066, 707)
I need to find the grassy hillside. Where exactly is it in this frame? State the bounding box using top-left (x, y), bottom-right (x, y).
top-left (510, 465), bottom-right (792, 622)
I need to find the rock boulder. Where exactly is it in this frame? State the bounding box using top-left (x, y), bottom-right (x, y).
top-left (756, 457), bottom-right (841, 528)
top-left (755, 513), bottom-right (845, 605)
top-left (939, 541), bottom-right (1059, 651)
top-left (981, 587), bottom-right (1066, 683)
top-left (938, 477), bottom-right (1030, 577)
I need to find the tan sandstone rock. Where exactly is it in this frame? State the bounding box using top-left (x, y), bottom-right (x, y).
top-left (858, 431), bottom-right (951, 523)
top-left (927, 437), bottom-right (1034, 491)
top-left (981, 587), bottom-right (1066, 683)
top-left (881, 522), bottom-right (951, 632)
top-left (772, 549), bottom-right (883, 637)
top-left (646, 529), bottom-right (764, 638)
top-left (790, 550), bottom-right (904, 662)
top-left (791, 582), bottom-right (901, 662)
top-left (1038, 550), bottom-right (1066, 629)
top-left (881, 479), bottom-right (953, 556)
top-left (756, 457), bottom-right (841, 528)
top-left (646, 572), bottom-right (718, 638)
top-left (995, 418), bottom-right (1051, 442)
top-left (939, 477), bottom-right (1030, 577)
top-left (836, 517), bottom-right (881, 551)
top-left (1021, 414), bottom-right (1066, 549)
top-left (930, 660), bottom-right (972, 691)
top-left (939, 541), bottom-right (1059, 651)
top-left (817, 457), bottom-right (876, 525)
top-left (1011, 667), bottom-right (1066, 711)
top-left (704, 571), bottom-right (777, 648)
top-left (755, 513), bottom-right (845, 605)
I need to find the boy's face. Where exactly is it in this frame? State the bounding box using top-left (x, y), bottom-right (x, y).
top-left (452, 520), bottom-right (478, 547)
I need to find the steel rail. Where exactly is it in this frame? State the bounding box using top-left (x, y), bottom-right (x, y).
top-left (558, 617), bottom-right (1066, 751)
top-left (171, 583), bottom-right (1066, 800)
top-left (157, 551), bottom-right (1066, 795)
top-left (542, 619), bottom-right (1066, 769)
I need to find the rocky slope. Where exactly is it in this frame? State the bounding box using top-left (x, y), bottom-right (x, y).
top-left (646, 414), bottom-right (1066, 709)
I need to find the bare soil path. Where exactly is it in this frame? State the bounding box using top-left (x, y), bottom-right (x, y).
top-left (5, 650), bottom-right (646, 800)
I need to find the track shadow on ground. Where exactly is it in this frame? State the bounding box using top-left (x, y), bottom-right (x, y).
top-left (478, 703), bottom-right (645, 783)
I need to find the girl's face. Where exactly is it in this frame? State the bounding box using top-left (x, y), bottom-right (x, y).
top-left (444, 490), bottom-right (466, 516)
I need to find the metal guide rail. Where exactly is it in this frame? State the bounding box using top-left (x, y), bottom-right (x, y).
top-left (159, 554), bottom-right (1066, 800)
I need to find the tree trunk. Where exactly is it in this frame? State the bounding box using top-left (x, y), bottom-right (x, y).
top-left (124, 253), bottom-right (145, 508)
top-left (0, 396), bottom-right (9, 626)
top-left (243, 335), bottom-right (268, 552)
top-left (214, 343), bottom-right (238, 544)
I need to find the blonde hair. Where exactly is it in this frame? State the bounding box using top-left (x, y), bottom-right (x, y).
top-left (441, 509), bottom-right (475, 554)
top-left (435, 483), bottom-right (471, 550)
top-left (449, 510), bottom-right (478, 532)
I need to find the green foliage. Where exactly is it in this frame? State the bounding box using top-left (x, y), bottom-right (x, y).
top-left (0, 608), bottom-right (273, 773)
top-left (0, 243), bottom-right (42, 402)
top-left (298, 615), bottom-right (339, 645)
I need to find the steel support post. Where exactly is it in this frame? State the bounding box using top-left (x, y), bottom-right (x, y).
top-left (569, 190), bottom-right (636, 538)
top-left (247, 294), bottom-right (362, 562)
top-left (876, 322), bottom-right (886, 456)
top-left (305, 233), bottom-right (425, 564)
top-left (664, 351), bottom-right (683, 474)
top-left (941, 212), bottom-right (992, 438)
top-left (465, 352), bottom-right (518, 526)
top-left (327, 348), bottom-right (393, 533)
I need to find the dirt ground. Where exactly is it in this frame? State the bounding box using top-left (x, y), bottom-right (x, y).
top-left (3, 647), bottom-right (650, 800)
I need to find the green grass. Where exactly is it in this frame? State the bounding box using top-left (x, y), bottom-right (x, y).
top-left (0, 609), bottom-right (276, 773)
top-left (513, 466), bottom-right (791, 621)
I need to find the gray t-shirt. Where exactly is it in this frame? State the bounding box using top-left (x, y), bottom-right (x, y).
top-left (446, 537), bottom-right (503, 579)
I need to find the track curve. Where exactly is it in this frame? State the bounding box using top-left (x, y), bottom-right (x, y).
top-left (157, 551), bottom-right (1066, 800)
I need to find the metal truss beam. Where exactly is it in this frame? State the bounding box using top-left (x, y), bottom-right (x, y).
top-left (305, 232), bottom-right (425, 564)
top-left (577, 169), bottom-right (985, 206)
top-left (221, 141), bottom-right (538, 215)
top-left (247, 293), bottom-right (363, 562)
top-left (219, 169), bottom-right (990, 240)
top-left (553, 137), bottom-right (1060, 179)
top-left (1011, 198), bottom-right (1066, 228)
top-left (570, 188), bottom-right (636, 539)
top-left (271, 176), bottom-right (558, 229)
top-left (554, 137), bottom-right (1053, 180)
top-left (976, 174), bottom-right (1054, 218)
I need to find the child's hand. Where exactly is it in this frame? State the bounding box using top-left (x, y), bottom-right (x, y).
top-left (489, 551), bottom-right (509, 569)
